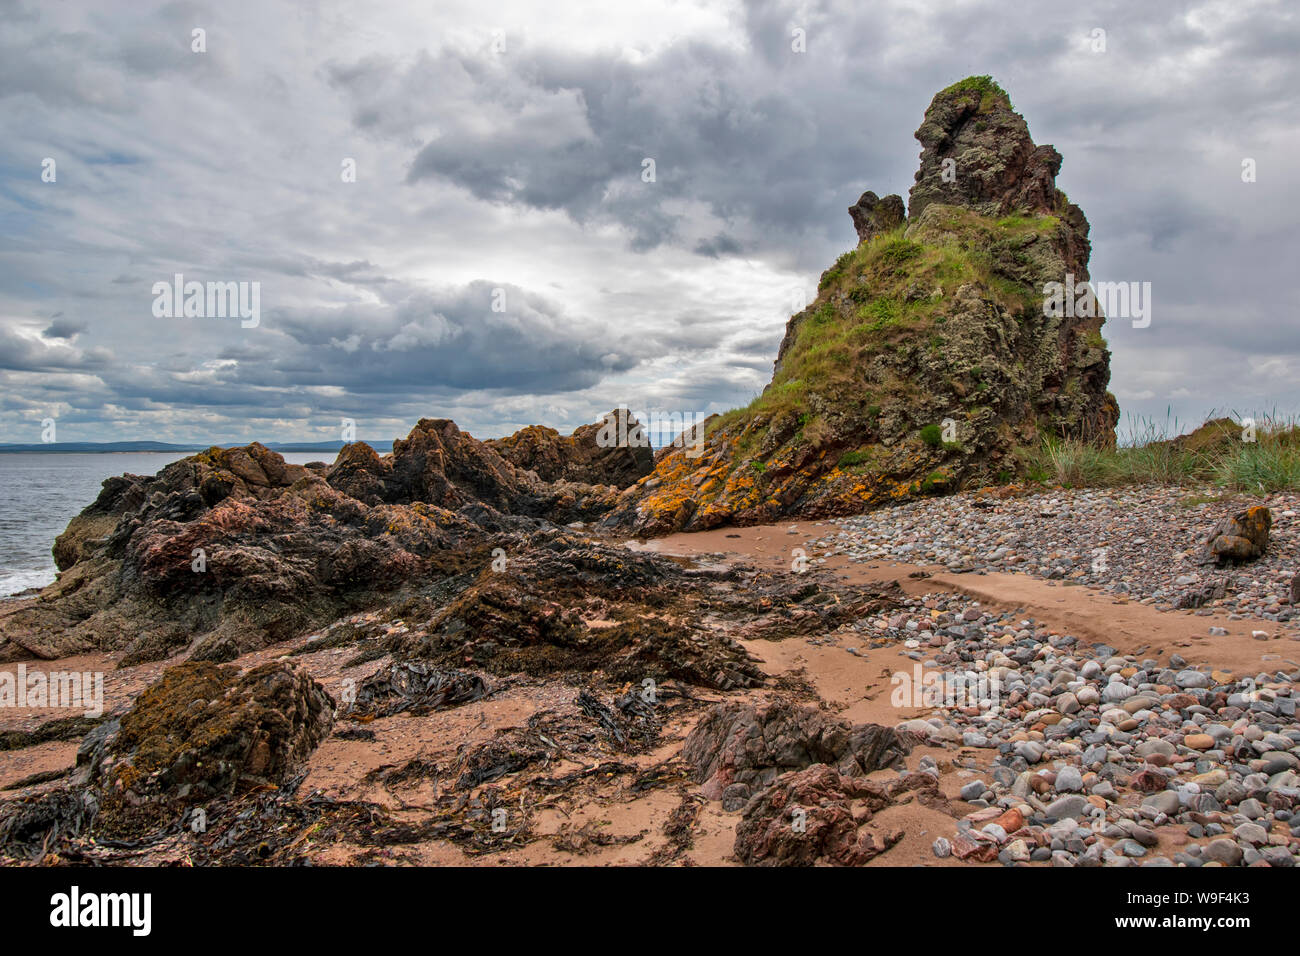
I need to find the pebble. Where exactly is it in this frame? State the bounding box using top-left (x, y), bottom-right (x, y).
top-left (820, 488), bottom-right (1300, 627)
top-left (848, 557), bottom-right (1300, 868)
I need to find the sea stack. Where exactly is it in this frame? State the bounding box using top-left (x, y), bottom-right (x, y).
top-left (605, 76), bottom-right (1120, 535)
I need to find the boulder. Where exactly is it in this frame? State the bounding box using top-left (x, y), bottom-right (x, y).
top-left (1201, 507), bottom-right (1271, 565)
top-left (683, 699), bottom-right (910, 802)
top-left (732, 764), bottom-right (905, 866)
top-left (95, 661), bottom-right (334, 804)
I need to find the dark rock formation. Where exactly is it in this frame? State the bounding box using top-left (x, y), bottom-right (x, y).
top-left (326, 418), bottom-right (620, 520)
top-left (487, 409), bottom-right (654, 488)
top-left (0, 449), bottom-right (485, 662)
top-left (0, 418), bottom-right (630, 662)
top-left (848, 190), bottom-right (905, 244)
top-left (387, 531), bottom-right (770, 690)
top-left (683, 699), bottom-right (910, 809)
top-left (604, 76), bottom-right (1119, 536)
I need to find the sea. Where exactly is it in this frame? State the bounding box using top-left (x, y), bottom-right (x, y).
top-left (0, 452), bottom-right (325, 597)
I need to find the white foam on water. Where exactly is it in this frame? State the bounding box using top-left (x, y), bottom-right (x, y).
top-left (0, 568), bottom-right (56, 597)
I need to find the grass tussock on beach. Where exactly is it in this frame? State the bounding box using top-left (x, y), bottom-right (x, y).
top-left (1020, 412), bottom-right (1300, 493)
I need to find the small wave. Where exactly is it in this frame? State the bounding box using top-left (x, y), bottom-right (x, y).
top-left (0, 568), bottom-right (56, 598)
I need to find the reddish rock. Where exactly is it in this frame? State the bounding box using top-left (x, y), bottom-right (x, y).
top-left (1130, 769), bottom-right (1169, 793)
top-left (683, 699), bottom-right (910, 805)
top-left (951, 828), bottom-right (999, 863)
top-left (732, 765), bottom-right (901, 866)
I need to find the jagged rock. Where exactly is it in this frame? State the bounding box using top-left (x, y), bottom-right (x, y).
top-left (324, 441), bottom-right (393, 505)
top-left (604, 76), bottom-right (1118, 536)
top-left (732, 764), bottom-right (913, 866)
top-left (487, 409), bottom-right (654, 487)
top-left (188, 632), bottom-right (240, 663)
top-left (0, 466), bottom-right (483, 661)
top-left (909, 76), bottom-right (1066, 222)
top-left (847, 191), bottom-right (905, 244)
top-left (322, 418), bottom-right (623, 522)
top-left (683, 699), bottom-right (910, 806)
top-left (94, 661), bottom-right (333, 804)
top-left (72, 718), bottom-right (120, 787)
top-left (50, 443), bottom-right (308, 573)
top-left (1200, 507), bottom-right (1271, 565)
top-left (1, 416), bottom-right (631, 661)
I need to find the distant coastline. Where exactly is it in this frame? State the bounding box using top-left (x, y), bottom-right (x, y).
top-left (0, 440), bottom-right (394, 455)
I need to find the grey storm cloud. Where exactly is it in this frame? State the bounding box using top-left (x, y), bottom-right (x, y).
top-left (379, 41), bottom-right (855, 255)
top-left (0, 326), bottom-right (111, 371)
top-left (0, 0), bottom-right (1297, 444)
top-left (267, 280), bottom-right (637, 395)
top-left (42, 318), bottom-right (87, 340)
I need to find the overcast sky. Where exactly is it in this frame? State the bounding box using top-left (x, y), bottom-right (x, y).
top-left (2, 0), bottom-right (1297, 445)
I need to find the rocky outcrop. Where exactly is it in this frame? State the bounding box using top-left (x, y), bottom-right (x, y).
top-left (683, 699), bottom-right (910, 809)
top-left (325, 418), bottom-right (620, 520)
top-left (604, 76), bottom-right (1119, 536)
top-left (388, 531), bottom-right (771, 689)
top-left (0, 419), bottom-right (628, 663)
top-left (847, 191), bottom-right (905, 244)
top-left (4, 415), bottom-right (903, 687)
top-left (908, 77), bottom-right (1067, 222)
top-left (0, 455), bottom-right (484, 662)
top-left (487, 409), bottom-right (654, 488)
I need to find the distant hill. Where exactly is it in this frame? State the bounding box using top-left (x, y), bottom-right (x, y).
top-left (0, 440), bottom-right (394, 455)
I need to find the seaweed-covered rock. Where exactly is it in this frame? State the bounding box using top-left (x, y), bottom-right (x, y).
top-left (392, 531), bottom-right (767, 689)
top-left (348, 661), bottom-right (488, 718)
top-left (1, 416), bottom-right (630, 661)
top-left (95, 661), bottom-right (333, 803)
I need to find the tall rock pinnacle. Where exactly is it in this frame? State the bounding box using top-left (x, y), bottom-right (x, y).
top-left (909, 76), bottom-right (1064, 221)
top-left (605, 76), bottom-right (1120, 536)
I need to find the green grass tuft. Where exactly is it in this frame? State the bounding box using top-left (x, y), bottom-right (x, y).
top-left (1020, 412), bottom-right (1300, 491)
